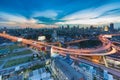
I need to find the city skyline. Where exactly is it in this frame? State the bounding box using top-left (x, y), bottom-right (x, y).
top-left (0, 0), bottom-right (120, 28)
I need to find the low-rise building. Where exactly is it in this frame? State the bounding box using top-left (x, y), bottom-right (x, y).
top-left (51, 57), bottom-right (84, 80)
top-left (29, 68), bottom-right (53, 80)
top-left (7, 75), bottom-right (24, 80)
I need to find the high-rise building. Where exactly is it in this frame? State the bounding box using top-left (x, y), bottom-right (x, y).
top-left (52, 30), bottom-right (58, 42)
top-left (62, 25), bottom-right (64, 29)
top-left (90, 25), bottom-right (94, 29)
top-left (110, 23), bottom-right (114, 31)
top-left (104, 26), bottom-right (109, 31)
top-left (67, 25), bottom-right (70, 29)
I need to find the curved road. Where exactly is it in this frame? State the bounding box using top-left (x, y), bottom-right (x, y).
top-left (0, 33), bottom-right (119, 56)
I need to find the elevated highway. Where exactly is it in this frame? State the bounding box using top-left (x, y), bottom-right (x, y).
top-left (0, 33), bottom-right (119, 58)
top-left (0, 33), bottom-right (120, 77)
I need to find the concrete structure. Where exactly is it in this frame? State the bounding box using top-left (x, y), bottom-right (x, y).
top-left (15, 66), bottom-right (20, 71)
top-left (110, 23), bottom-right (114, 31)
top-left (0, 75), bottom-right (2, 80)
top-left (51, 57), bottom-right (84, 80)
top-left (71, 63), bottom-right (94, 80)
top-left (104, 26), bottom-right (109, 32)
top-left (52, 30), bottom-right (58, 42)
top-left (0, 33), bottom-right (120, 78)
top-left (29, 68), bottom-right (53, 80)
top-left (7, 75), bottom-right (24, 80)
top-left (103, 70), bottom-right (113, 80)
top-left (0, 49), bottom-right (10, 55)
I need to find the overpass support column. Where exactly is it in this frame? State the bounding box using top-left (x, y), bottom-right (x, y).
top-left (50, 47), bottom-right (59, 58)
top-left (103, 56), bottom-right (108, 67)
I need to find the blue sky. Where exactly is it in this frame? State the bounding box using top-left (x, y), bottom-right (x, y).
top-left (0, 0), bottom-right (120, 28)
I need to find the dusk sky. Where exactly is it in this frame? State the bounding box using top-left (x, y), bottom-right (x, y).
top-left (0, 0), bottom-right (120, 28)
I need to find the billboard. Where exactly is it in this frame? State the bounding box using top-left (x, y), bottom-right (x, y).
top-left (38, 36), bottom-right (46, 41)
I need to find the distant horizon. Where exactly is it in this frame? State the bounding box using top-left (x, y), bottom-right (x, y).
top-left (1, 0), bottom-right (120, 28)
top-left (0, 23), bottom-right (120, 29)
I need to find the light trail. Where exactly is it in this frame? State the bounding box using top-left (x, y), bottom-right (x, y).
top-left (1, 33), bottom-right (120, 77)
top-left (0, 33), bottom-right (119, 55)
top-left (52, 47), bottom-right (116, 56)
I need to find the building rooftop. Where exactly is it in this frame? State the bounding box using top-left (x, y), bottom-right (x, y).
top-left (54, 57), bottom-right (84, 80)
top-left (29, 68), bottom-right (53, 80)
top-left (8, 75), bottom-right (23, 80)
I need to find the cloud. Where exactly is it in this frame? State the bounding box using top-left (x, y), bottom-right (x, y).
top-left (0, 12), bottom-right (59, 28)
top-left (1, 0), bottom-right (120, 27)
top-left (33, 10), bottom-right (59, 19)
top-left (0, 12), bottom-right (47, 28)
top-left (57, 17), bottom-right (120, 25)
top-left (34, 16), bottom-right (65, 24)
top-left (32, 10), bottom-right (65, 24)
top-left (58, 2), bottom-right (120, 24)
top-left (0, 22), bottom-right (46, 28)
top-left (0, 12), bottom-right (38, 24)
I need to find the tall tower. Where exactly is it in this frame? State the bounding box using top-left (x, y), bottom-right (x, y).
top-left (110, 23), bottom-right (114, 31)
top-left (67, 25), bottom-right (70, 29)
top-left (104, 26), bottom-right (109, 32)
top-left (52, 30), bottom-right (58, 42)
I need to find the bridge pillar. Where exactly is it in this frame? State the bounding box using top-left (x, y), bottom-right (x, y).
top-left (50, 47), bottom-right (59, 58)
top-left (91, 56), bottom-right (108, 67)
top-left (103, 56), bottom-right (108, 67)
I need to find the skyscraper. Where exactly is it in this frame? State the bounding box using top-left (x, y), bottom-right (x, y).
top-left (52, 30), bottom-right (58, 42)
top-left (67, 25), bottom-right (70, 29)
top-left (110, 23), bottom-right (114, 31)
top-left (104, 26), bottom-right (109, 32)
